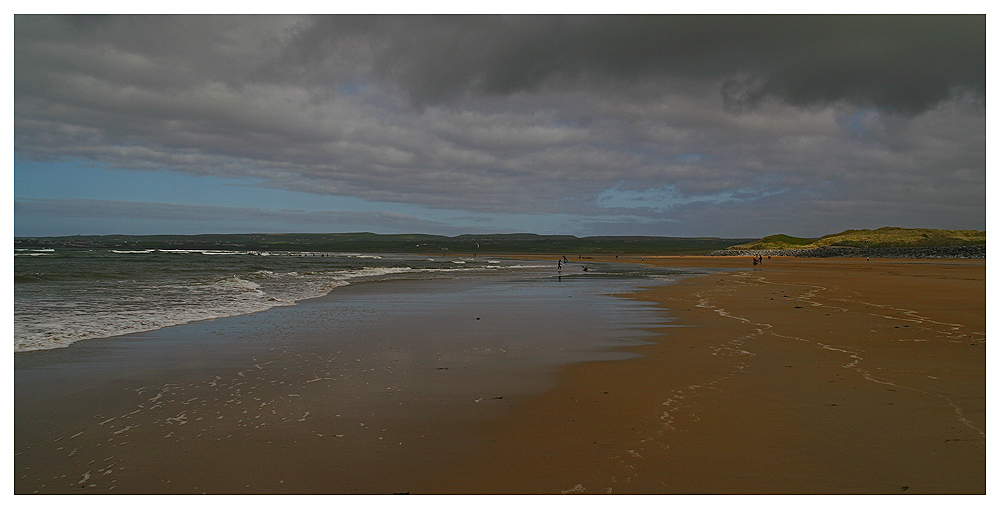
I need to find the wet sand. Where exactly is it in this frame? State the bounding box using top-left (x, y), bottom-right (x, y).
top-left (421, 256), bottom-right (986, 494)
top-left (15, 256), bottom-right (986, 494)
top-left (14, 272), bottom-right (666, 494)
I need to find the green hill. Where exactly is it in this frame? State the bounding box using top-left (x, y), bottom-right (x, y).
top-left (729, 227), bottom-right (986, 250)
top-left (15, 228), bottom-right (984, 254)
top-left (14, 233), bottom-right (755, 255)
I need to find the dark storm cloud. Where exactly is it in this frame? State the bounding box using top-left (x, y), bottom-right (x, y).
top-left (278, 15), bottom-right (985, 113)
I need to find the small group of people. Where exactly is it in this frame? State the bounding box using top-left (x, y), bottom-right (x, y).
top-left (557, 255), bottom-right (588, 272)
top-left (752, 254), bottom-right (765, 266)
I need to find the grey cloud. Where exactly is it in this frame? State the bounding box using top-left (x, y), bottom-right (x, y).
top-left (277, 15), bottom-right (984, 113)
top-left (15, 15), bottom-right (303, 93)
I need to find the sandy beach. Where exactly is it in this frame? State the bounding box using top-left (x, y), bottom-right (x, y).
top-left (422, 255), bottom-right (986, 494)
top-left (14, 256), bottom-right (985, 494)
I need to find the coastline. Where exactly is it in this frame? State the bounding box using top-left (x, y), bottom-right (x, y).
top-left (14, 255), bottom-right (985, 494)
top-left (419, 255), bottom-right (986, 494)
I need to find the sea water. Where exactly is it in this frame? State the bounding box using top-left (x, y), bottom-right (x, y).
top-left (13, 247), bottom-right (706, 352)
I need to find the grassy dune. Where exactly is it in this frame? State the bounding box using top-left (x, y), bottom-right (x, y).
top-left (728, 227), bottom-right (986, 250)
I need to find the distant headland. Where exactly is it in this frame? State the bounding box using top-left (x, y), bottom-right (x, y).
top-left (14, 227), bottom-right (984, 258)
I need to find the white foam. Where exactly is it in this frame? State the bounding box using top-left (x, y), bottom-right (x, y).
top-left (158, 249), bottom-right (248, 255)
top-left (13, 265), bottom-right (427, 352)
top-left (14, 254), bottom-right (563, 352)
top-left (213, 276), bottom-right (262, 292)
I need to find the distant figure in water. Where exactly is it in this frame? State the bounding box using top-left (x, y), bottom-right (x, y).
top-left (558, 259), bottom-right (562, 271)
top-left (582, 266), bottom-right (589, 272)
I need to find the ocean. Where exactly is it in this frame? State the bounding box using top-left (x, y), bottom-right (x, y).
top-left (13, 248), bottom-right (701, 353)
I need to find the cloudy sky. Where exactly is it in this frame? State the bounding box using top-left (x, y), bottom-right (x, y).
top-left (13, 14), bottom-right (986, 238)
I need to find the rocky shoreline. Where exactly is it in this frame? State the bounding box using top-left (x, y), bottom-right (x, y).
top-left (709, 245), bottom-right (985, 259)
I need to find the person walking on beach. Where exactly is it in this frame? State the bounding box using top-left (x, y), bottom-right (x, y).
top-left (558, 259), bottom-right (562, 271)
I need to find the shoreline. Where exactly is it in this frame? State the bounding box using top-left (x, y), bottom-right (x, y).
top-left (14, 256), bottom-right (985, 494)
top-left (14, 269), bottom-right (667, 494)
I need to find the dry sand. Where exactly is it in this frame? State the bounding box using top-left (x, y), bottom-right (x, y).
top-left (14, 256), bottom-right (985, 495)
top-left (421, 256), bottom-right (986, 494)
